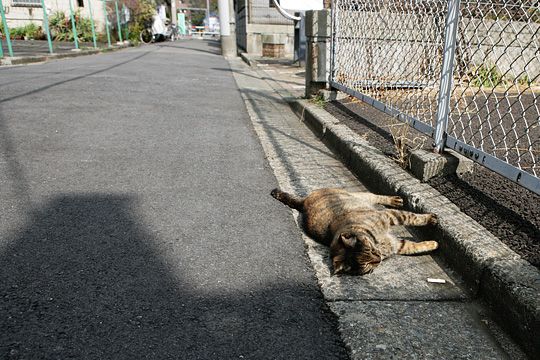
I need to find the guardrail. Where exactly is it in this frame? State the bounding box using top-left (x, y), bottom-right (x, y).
top-left (330, 0), bottom-right (540, 195)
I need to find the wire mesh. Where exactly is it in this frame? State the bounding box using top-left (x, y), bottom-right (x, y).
top-left (450, 0), bottom-right (540, 178)
top-left (250, 0), bottom-right (293, 25)
top-left (331, 0), bottom-right (447, 132)
top-left (330, 0), bottom-right (540, 192)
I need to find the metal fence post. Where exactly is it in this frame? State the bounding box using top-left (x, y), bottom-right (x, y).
top-left (102, 0), bottom-right (111, 47)
top-left (114, 0), bottom-right (123, 42)
top-left (88, 0), bottom-right (98, 48)
top-left (122, 4), bottom-right (129, 41)
top-left (0, 0), bottom-right (14, 57)
top-left (329, 0), bottom-right (337, 84)
top-left (40, 0), bottom-right (54, 54)
top-left (68, 0), bottom-right (79, 49)
top-left (433, 0), bottom-right (461, 153)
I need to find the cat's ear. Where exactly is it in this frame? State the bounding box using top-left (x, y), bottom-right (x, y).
top-left (339, 233), bottom-right (357, 248)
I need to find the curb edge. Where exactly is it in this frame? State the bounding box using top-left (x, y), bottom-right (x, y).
top-left (0, 44), bottom-right (133, 66)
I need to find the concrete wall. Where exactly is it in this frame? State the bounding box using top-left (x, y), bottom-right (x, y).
top-left (333, 11), bottom-right (443, 84)
top-left (461, 17), bottom-right (540, 80)
top-left (235, 0), bottom-right (294, 57)
top-left (332, 11), bottom-right (539, 84)
top-left (4, 0), bottom-right (106, 32)
top-left (245, 23), bottom-right (293, 56)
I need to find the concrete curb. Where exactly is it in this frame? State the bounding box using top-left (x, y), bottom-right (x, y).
top-left (288, 98), bottom-right (540, 358)
top-left (0, 44), bottom-right (132, 66)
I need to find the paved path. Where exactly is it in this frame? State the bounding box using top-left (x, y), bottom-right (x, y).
top-left (0, 40), bottom-right (347, 359)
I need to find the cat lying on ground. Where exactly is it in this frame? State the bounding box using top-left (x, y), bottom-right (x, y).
top-left (271, 188), bottom-right (438, 275)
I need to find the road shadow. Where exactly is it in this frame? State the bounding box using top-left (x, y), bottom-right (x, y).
top-left (156, 41), bottom-right (221, 56)
top-left (327, 101), bottom-right (396, 148)
top-left (0, 194), bottom-right (346, 359)
top-left (203, 39), bottom-right (221, 48)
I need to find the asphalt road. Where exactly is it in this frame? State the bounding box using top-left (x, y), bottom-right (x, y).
top-left (0, 40), bottom-right (348, 359)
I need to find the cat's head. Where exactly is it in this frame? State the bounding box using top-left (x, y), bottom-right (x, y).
top-left (330, 232), bottom-right (381, 275)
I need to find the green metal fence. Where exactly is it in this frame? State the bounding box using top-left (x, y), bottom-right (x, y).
top-left (0, 0), bottom-right (132, 59)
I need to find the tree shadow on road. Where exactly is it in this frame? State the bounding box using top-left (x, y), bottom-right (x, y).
top-left (0, 194), bottom-right (347, 359)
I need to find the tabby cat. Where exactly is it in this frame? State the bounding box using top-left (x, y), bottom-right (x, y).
top-left (271, 188), bottom-right (438, 275)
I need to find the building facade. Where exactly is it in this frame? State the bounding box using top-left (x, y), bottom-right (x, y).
top-left (4, 0), bottom-right (106, 31)
top-left (236, 0), bottom-right (294, 57)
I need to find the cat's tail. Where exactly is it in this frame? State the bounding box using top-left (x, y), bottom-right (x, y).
top-left (271, 188), bottom-right (304, 211)
top-left (397, 240), bottom-right (438, 255)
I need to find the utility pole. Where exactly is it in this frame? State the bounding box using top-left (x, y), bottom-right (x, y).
top-left (218, 0), bottom-right (236, 57)
top-left (228, 0), bottom-right (236, 53)
top-left (171, 0), bottom-right (177, 26)
top-left (206, 0), bottom-right (210, 30)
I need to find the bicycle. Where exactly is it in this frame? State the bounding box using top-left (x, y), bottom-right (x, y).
top-left (139, 27), bottom-right (153, 44)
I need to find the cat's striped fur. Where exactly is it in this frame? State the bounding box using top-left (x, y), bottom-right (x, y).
top-left (271, 188), bottom-right (438, 275)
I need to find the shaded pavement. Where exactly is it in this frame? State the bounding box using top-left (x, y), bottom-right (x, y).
top-left (0, 40), bottom-right (347, 359)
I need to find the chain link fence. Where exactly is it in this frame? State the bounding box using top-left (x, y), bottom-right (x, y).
top-left (250, 0), bottom-right (293, 25)
top-left (330, 0), bottom-right (540, 195)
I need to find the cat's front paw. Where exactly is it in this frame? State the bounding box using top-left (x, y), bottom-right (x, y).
top-left (390, 196), bottom-right (404, 208)
top-left (428, 213), bottom-right (438, 225)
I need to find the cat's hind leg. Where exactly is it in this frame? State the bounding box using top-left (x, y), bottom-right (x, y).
top-left (382, 211), bottom-right (439, 255)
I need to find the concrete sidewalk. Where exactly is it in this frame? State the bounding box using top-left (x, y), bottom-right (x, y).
top-left (229, 56), bottom-right (528, 359)
top-left (243, 55), bottom-right (540, 359)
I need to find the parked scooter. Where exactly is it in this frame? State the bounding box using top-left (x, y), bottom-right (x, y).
top-left (140, 16), bottom-right (178, 44)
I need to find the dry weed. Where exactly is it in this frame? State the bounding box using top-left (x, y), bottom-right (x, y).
top-left (386, 119), bottom-right (427, 168)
